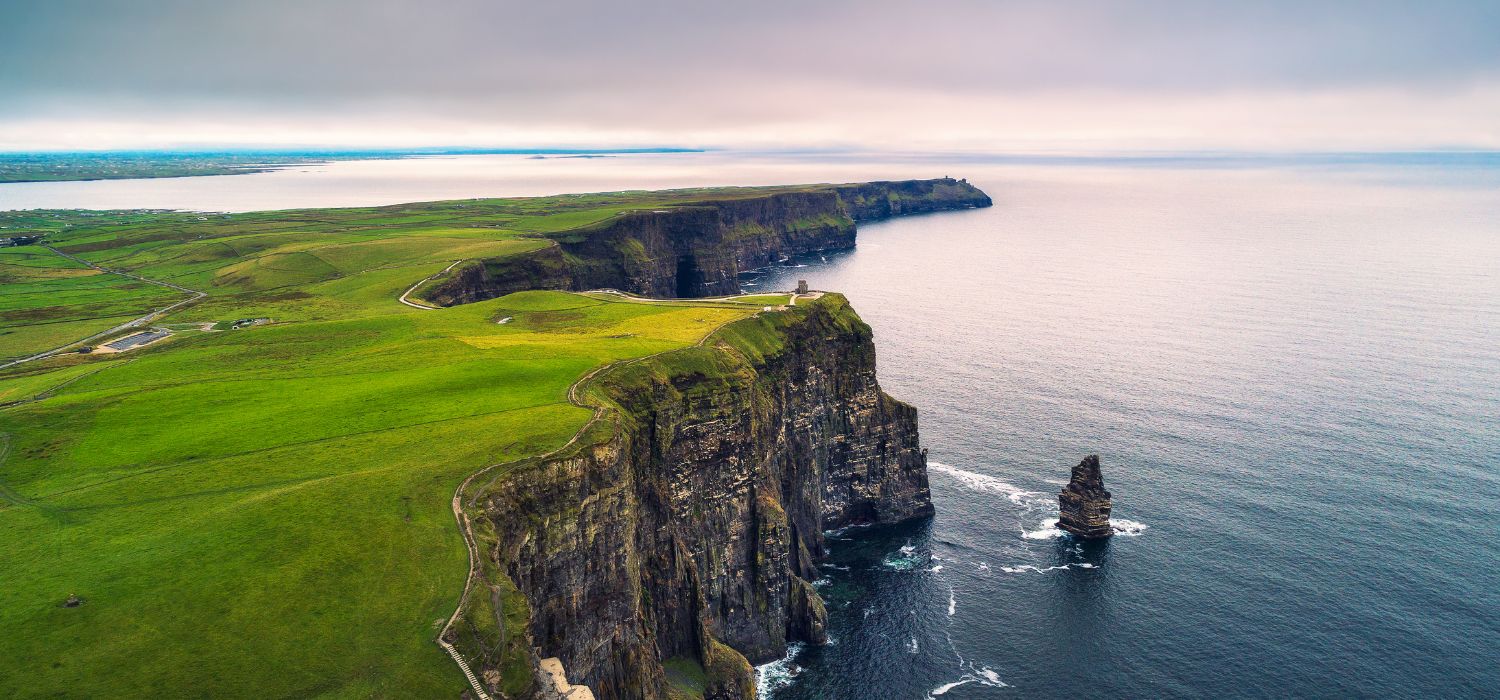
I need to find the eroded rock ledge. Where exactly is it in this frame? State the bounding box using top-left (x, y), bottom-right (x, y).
top-left (422, 178), bottom-right (991, 304)
top-left (452, 294), bottom-right (933, 699)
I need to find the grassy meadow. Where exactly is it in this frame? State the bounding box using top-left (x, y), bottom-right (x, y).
top-left (0, 192), bottom-right (788, 697)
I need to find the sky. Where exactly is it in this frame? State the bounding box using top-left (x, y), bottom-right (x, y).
top-left (2, 0), bottom-right (1498, 152)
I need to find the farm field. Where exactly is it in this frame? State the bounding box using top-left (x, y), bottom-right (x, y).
top-left (0, 191), bottom-right (786, 697)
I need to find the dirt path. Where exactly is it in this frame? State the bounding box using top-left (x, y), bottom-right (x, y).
top-left (0, 248), bottom-right (206, 371)
top-left (436, 297), bottom-right (773, 699)
top-left (399, 260), bottom-right (465, 309)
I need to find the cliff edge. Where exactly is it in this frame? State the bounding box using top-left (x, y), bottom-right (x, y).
top-left (445, 294), bottom-right (933, 699)
top-left (420, 178), bottom-right (990, 304)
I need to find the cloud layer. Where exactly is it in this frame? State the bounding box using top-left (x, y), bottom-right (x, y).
top-left (3, 0), bottom-right (1497, 150)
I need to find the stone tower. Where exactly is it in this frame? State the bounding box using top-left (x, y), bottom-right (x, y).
top-left (1057, 455), bottom-right (1113, 539)
top-left (796, 279), bottom-right (809, 294)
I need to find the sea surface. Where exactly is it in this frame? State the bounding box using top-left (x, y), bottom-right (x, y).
top-left (4, 152), bottom-right (1497, 698)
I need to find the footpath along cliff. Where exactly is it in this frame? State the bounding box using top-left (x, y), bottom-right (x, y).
top-left (447, 296), bottom-right (934, 699)
top-left (438, 179), bottom-right (991, 699)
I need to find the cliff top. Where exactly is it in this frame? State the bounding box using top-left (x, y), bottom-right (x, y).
top-left (0, 177), bottom-right (978, 698)
top-left (0, 173), bottom-right (992, 697)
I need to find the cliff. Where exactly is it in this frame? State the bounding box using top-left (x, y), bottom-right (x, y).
top-left (420, 178), bottom-right (990, 305)
top-left (446, 294), bottom-right (933, 699)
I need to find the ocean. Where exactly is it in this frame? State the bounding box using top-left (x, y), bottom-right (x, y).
top-left (4, 152), bottom-right (1497, 698)
top-left (742, 161), bottom-right (1500, 698)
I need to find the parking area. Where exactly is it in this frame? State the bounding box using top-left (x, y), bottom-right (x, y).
top-left (100, 329), bottom-right (172, 353)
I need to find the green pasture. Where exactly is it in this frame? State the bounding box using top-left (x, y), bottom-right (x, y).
top-left (0, 190), bottom-right (807, 697)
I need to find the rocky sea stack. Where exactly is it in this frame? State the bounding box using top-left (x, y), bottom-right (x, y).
top-left (1057, 455), bottom-right (1113, 539)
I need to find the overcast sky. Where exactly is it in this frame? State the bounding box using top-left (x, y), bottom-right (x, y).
top-left (2, 0), bottom-right (1497, 151)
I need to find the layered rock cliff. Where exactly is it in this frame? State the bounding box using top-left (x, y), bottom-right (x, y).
top-left (449, 295), bottom-right (933, 699)
top-left (1057, 455), bottom-right (1113, 539)
top-left (420, 178), bottom-right (990, 305)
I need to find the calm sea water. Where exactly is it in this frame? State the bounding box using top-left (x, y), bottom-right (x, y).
top-left (4, 153), bottom-right (1497, 697)
top-left (744, 163), bottom-right (1500, 698)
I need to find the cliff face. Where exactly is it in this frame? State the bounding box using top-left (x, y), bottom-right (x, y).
top-left (462, 295), bottom-right (932, 699)
top-left (830, 178), bottom-right (994, 221)
top-left (422, 178), bottom-right (990, 304)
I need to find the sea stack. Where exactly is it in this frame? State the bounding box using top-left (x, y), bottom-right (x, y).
top-left (1057, 455), bottom-right (1113, 539)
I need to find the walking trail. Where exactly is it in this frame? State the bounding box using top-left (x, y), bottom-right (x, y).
top-left (411, 282), bottom-right (810, 698)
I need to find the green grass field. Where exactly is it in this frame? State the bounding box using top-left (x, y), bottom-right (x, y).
top-left (0, 192), bottom-right (795, 698)
top-left (0, 245), bottom-right (191, 360)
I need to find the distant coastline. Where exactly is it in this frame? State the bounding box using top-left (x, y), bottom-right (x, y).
top-left (0, 147), bottom-right (704, 183)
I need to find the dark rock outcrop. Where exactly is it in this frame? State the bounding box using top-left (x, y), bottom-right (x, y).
top-left (829, 178), bottom-right (991, 221)
top-left (1057, 455), bottom-right (1113, 539)
top-left (464, 295), bottom-right (932, 699)
top-left (420, 178), bottom-right (991, 304)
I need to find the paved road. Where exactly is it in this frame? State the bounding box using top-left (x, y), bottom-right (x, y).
top-left (0, 247), bottom-right (205, 370)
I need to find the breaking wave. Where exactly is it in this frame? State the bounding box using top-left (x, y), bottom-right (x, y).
top-left (929, 665), bottom-right (1008, 696)
top-left (929, 461), bottom-right (1040, 504)
top-left (1021, 519), bottom-right (1064, 539)
top-left (1001, 562), bottom-right (1097, 574)
top-left (882, 541), bottom-right (926, 571)
top-left (755, 642), bottom-right (805, 699)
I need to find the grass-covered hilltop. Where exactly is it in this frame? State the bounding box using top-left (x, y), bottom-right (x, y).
top-left (0, 179), bottom-right (989, 699)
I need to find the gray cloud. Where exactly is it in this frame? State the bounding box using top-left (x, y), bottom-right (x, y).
top-left (2, 0), bottom-right (1497, 147)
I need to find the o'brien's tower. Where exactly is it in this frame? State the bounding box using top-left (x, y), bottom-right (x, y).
top-left (1057, 455), bottom-right (1113, 539)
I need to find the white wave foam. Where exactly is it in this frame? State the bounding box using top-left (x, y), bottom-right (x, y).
top-left (754, 642), bottom-right (805, 699)
top-left (977, 562), bottom-right (990, 572)
top-left (975, 667), bottom-right (1006, 686)
top-left (1021, 519), bottom-right (1063, 539)
top-left (929, 462), bottom-right (1040, 504)
top-left (948, 587), bottom-right (957, 616)
top-left (883, 540), bottom-right (925, 571)
top-left (1001, 563), bottom-right (1088, 574)
top-left (930, 679), bottom-right (973, 696)
top-left (929, 564), bottom-right (944, 572)
top-left (907, 636), bottom-right (920, 654)
top-left (929, 666), bottom-right (1008, 697)
top-left (1112, 518), bottom-right (1150, 536)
